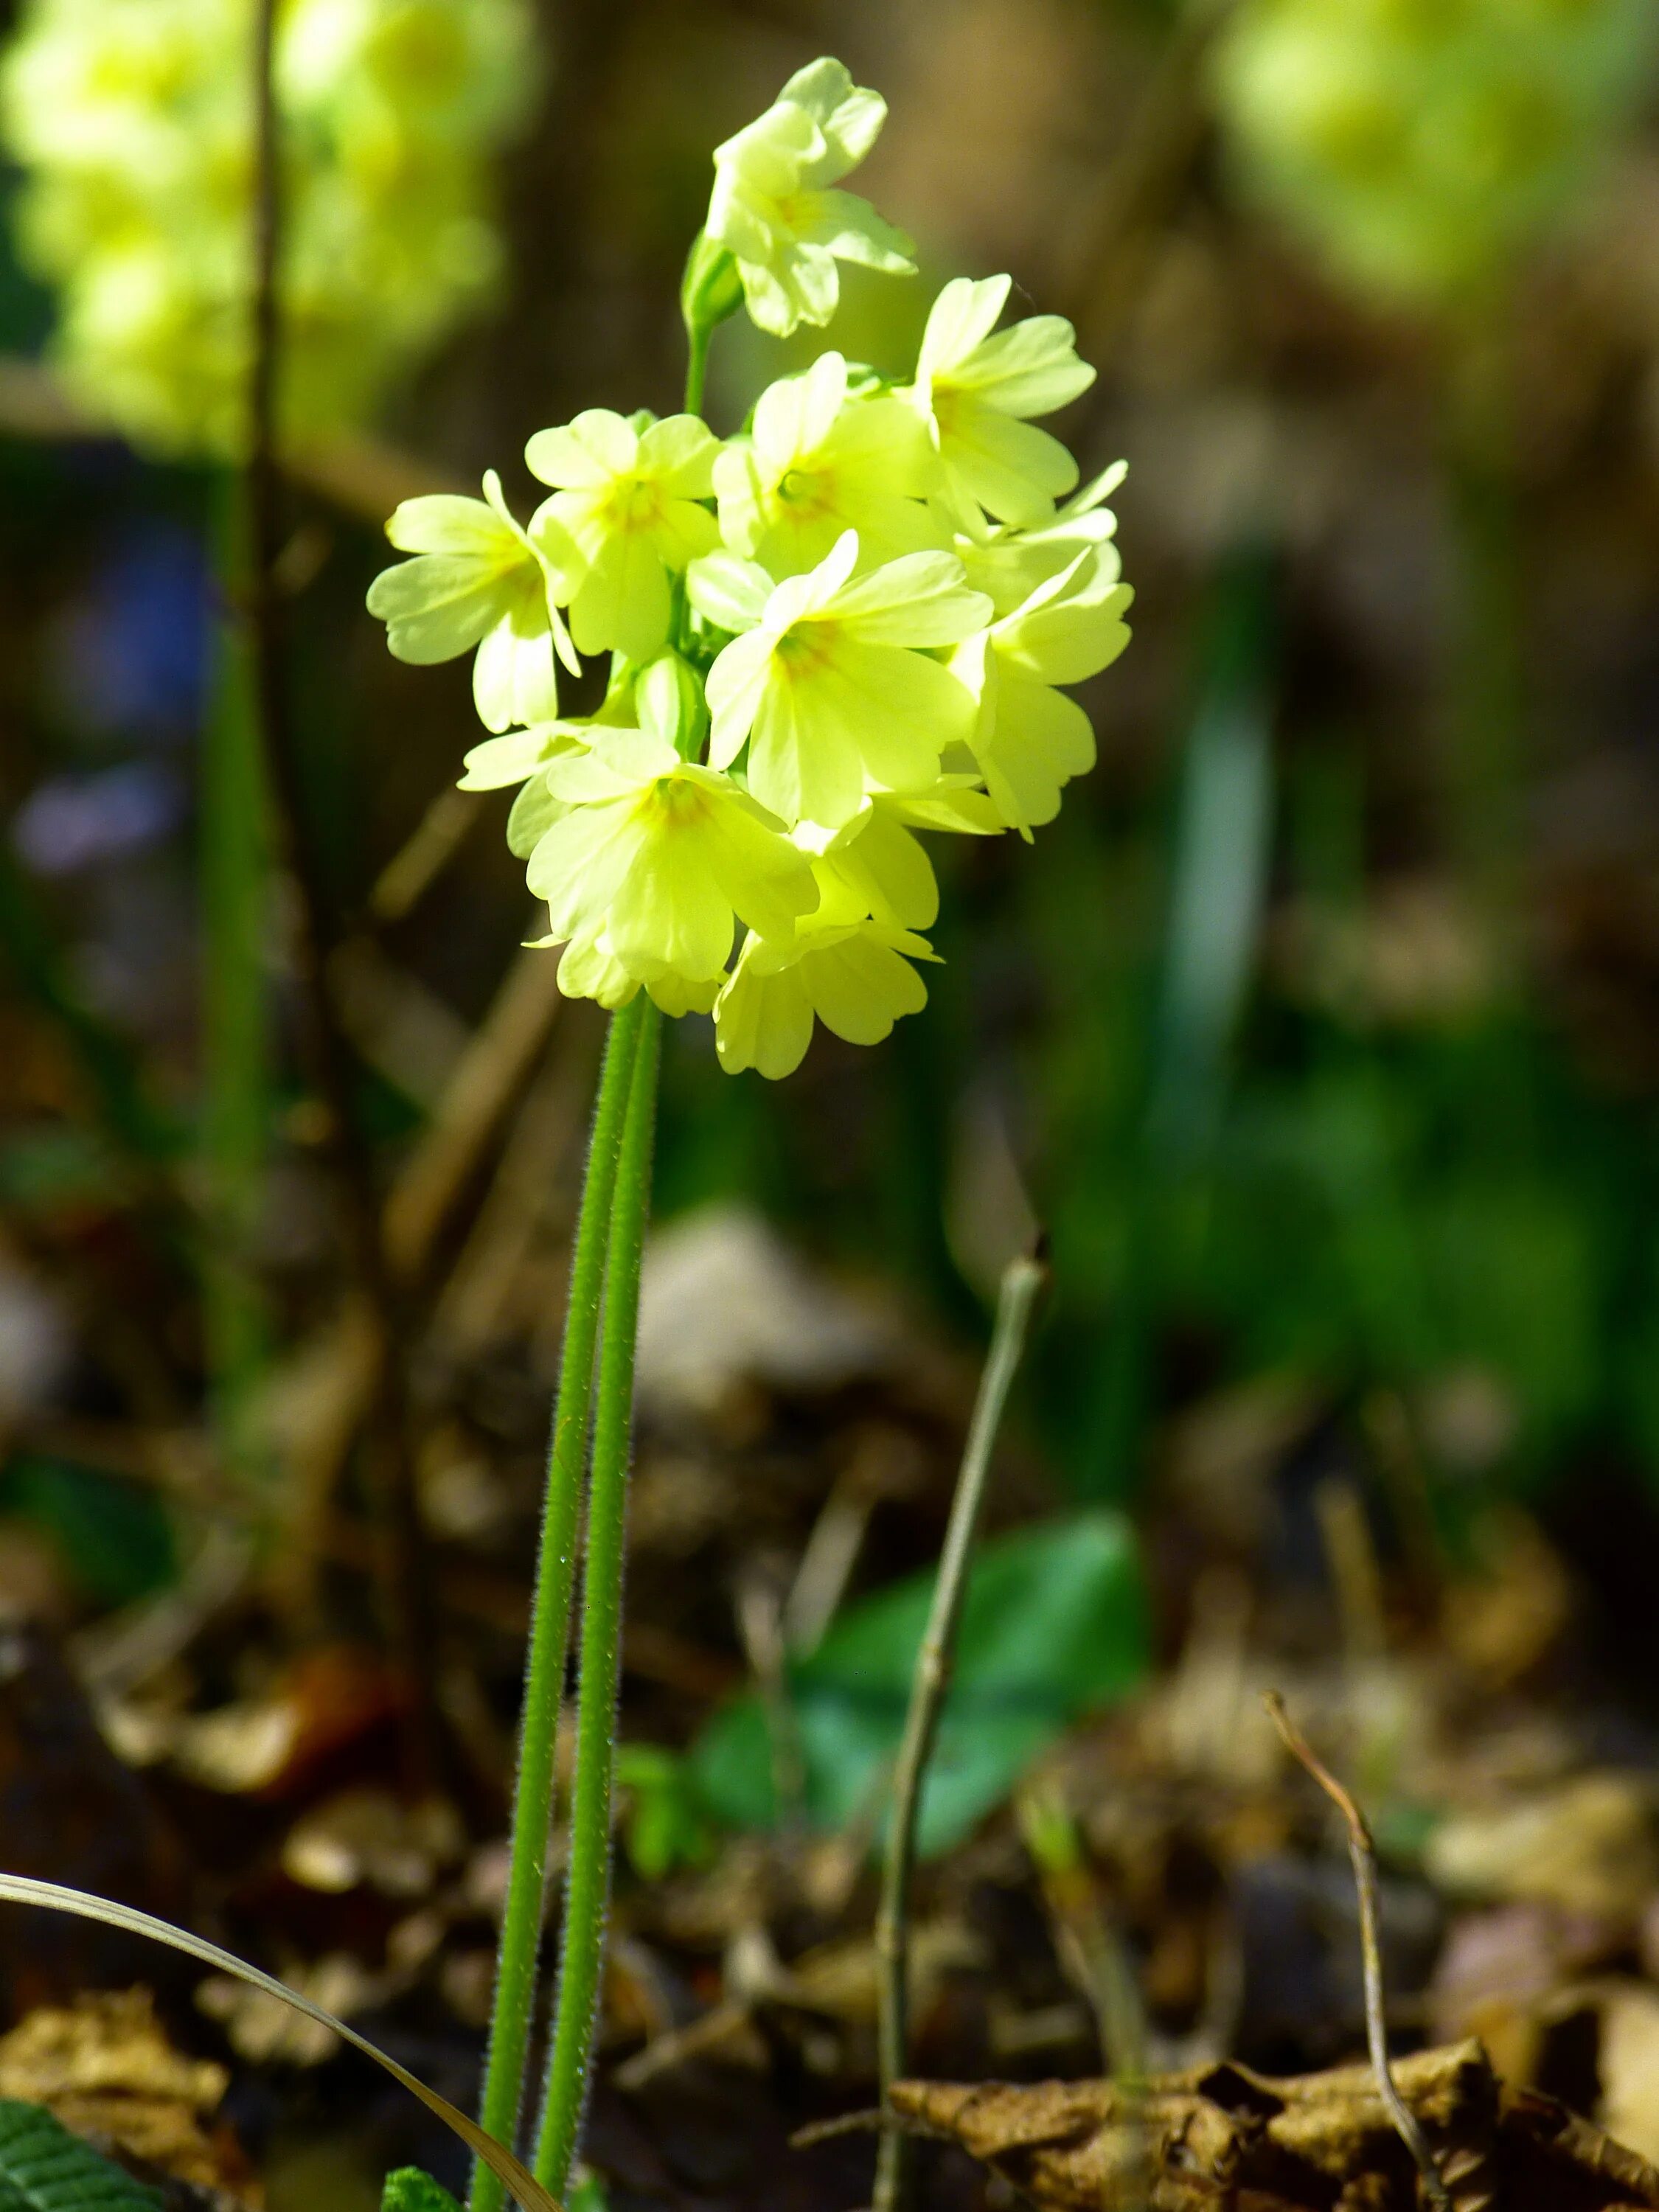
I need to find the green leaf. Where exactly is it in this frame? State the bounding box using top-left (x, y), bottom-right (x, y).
top-left (616, 1745), bottom-right (717, 1879)
top-left (689, 1511), bottom-right (1147, 1857)
top-left (382, 2169), bottom-right (464, 2212)
top-left (0, 1457), bottom-right (175, 1607)
top-left (0, 2099), bottom-right (161, 2212)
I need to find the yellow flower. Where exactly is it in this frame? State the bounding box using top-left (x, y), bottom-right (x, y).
top-left (694, 531), bottom-right (991, 832)
top-left (554, 925), bottom-right (725, 1017)
top-left (800, 780), bottom-right (1002, 933)
top-left (523, 726), bottom-right (818, 1001)
top-left (366, 471), bottom-right (580, 732)
top-left (902, 274), bottom-right (1096, 528)
top-left (458, 720), bottom-right (592, 790)
top-left (713, 351), bottom-right (942, 577)
top-left (526, 409), bottom-right (721, 662)
top-left (714, 917), bottom-right (937, 1078)
top-left (949, 546), bottom-right (1133, 836)
top-left (706, 57), bottom-right (915, 338)
top-left (954, 459), bottom-right (1127, 616)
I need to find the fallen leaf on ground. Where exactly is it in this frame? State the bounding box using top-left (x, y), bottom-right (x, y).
top-left (892, 2038), bottom-right (1659, 2209)
top-left (0, 1986), bottom-right (254, 2200)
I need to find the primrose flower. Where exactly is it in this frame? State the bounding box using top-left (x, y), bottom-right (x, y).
top-left (458, 719), bottom-right (593, 792)
top-left (902, 274), bottom-right (1096, 529)
top-left (950, 546), bottom-right (1133, 836)
top-left (526, 410), bottom-right (721, 663)
top-left (706, 58), bottom-right (916, 338)
top-left (714, 352), bottom-right (942, 576)
top-left (956, 460), bottom-right (1127, 616)
top-left (366, 472), bottom-right (580, 732)
top-left (369, 51), bottom-right (1137, 1081)
top-left (714, 916), bottom-right (936, 1079)
top-left (694, 532), bottom-right (991, 832)
top-left (802, 781), bottom-right (1002, 933)
top-left (523, 726), bottom-right (818, 1002)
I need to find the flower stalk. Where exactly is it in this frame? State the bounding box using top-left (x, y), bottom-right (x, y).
top-left (535, 1001), bottom-right (661, 2194)
top-left (470, 997), bottom-right (647, 2212)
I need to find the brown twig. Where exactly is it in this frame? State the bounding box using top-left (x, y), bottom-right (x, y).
top-left (245, 0), bottom-right (439, 1791)
top-left (1262, 1692), bottom-right (1453, 2212)
top-left (873, 1243), bottom-right (1049, 2212)
top-left (789, 2110), bottom-right (891, 2151)
top-left (0, 352), bottom-right (468, 528)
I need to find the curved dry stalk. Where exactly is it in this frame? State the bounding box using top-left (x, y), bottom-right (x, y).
top-left (1262, 1694), bottom-right (1452, 2212)
top-left (0, 1871), bottom-right (560, 2212)
top-left (874, 1245), bottom-right (1049, 2212)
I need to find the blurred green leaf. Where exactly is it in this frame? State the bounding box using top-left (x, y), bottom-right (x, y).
top-left (690, 1512), bottom-right (1148, 1857)
top-left (616, 1744), bottom-right (718, 1879)
top-left (0, 1458), bottom-right (175, 1608)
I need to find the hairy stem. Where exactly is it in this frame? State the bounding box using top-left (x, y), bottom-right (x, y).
top-left (874, 1246), bottom-right (1048, 2212)
top-left (470, 998), bottom-right (646, 2212)
top-left (535, 1001), bottom-right (661, 2195)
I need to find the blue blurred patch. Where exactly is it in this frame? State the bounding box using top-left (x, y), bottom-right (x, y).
top-left (44, 520), bottom-right (211, 744)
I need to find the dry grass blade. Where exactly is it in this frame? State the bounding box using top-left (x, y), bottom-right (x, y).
top-left (0, 1873), bottom-right (561, 2212)
top-left (1262, 1693), bottom-right (1453, 2212)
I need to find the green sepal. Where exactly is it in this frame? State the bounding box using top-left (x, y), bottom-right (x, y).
top-left (679, 229), bottom-right (744, 342)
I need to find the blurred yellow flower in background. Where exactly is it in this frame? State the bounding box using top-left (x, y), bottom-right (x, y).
top-left (1211, 0), bottom-right (1659, 305)
top-left (0, 0), bottom-right (538, 455)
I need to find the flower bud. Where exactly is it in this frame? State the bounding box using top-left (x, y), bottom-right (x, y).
top-left (679, 229), bottom-right (745, 345)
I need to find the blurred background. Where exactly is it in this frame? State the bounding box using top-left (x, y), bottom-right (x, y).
top-left (6, 1), bottom-right (1659, 2206)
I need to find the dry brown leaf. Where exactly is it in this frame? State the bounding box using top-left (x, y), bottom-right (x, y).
top-left (0, 1987), bottom-right (255, 2202)
top-left (1425, 1774), bottom-right (1658, 1921)
top-left (891, 2039), bottom-right (1659, 2210)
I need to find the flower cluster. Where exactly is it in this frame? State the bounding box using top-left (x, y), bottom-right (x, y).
top-left (0, 0), bottom-right (538, 455)
top-left (1211, 0), bottom-right (1658, 306)
top-left (369, 58), bottom-right (1132, 1079)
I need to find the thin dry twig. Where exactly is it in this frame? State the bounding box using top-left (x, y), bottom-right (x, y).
top-left (0, 351), bottom-right (467, 526)
top-left (1263, 1691), bottom-right (1453, 2212)
top-left (245, 0), bottom-right (439, 1788)
top-left (370, 787), bottom-right (485, 924)
top-left (873, 1242), bottom-right (1049, 2212)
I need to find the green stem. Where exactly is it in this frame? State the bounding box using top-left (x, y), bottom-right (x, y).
top-left (202, 467), bottom-right (271, 1470)
top-left (873, 1248), bottom-right (1048, 2212)
top-left (470, 996), bottom-right (647, 2212)
top-left (535, 1001), bottom-right (661, 2196)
